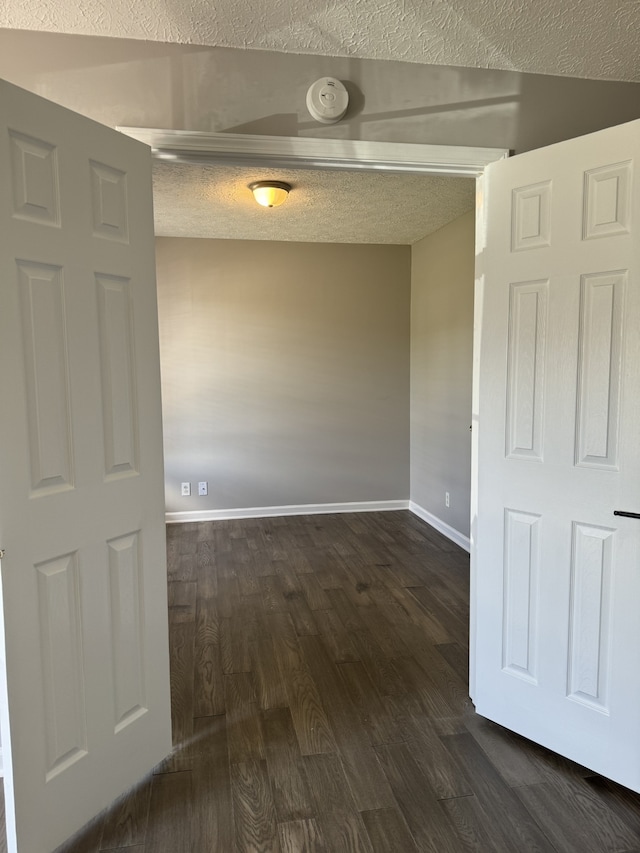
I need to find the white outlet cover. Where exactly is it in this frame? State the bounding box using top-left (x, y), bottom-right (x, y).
top-left (306, 77), bottom-right (349, 124)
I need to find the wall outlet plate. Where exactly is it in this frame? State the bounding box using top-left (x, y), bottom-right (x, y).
top-left (181, 482), bottom-right (191, 496)
top-left (198, 481), bottom-right (208, 496)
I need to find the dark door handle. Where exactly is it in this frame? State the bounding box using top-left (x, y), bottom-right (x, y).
top-left (613, 511), bottom-right (640, 519)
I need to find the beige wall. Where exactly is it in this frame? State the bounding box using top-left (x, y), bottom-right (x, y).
top-left (0, 31), bottom-right (639, 155)
top-left (410, 212), bottom-right (475, 537)
top-left (156, 238), bottom-right (411, 513)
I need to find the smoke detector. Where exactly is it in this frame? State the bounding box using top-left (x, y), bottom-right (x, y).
top-left (306, 77), bottom-right (349, 124)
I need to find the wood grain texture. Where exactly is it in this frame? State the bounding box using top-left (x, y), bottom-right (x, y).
top-left (145, 771), bottom-right (192, 853)
top-left (303, 753), bottom-right (374, 853)
top-left (262, 707), bottom-right (314, 822)
top-left (514, 776), bottom-right (640, 853)
top-left (360, 807), bottom-right (419, 853)
top-left (224, 672), bottom-right (265, 765)
top-left (191, 716), bottom-right (233, 853)
top-left (99, 775), bottom-right (152, 849)
top-left (441, 733), bottom-right (557, 852)
top-left (193, 596), bottom-right (225, 717)
top-left (300, 634), bottom-right (395, 811)
top-left (374, 741), bottom-right (463, 853)
top-left (251, 616), bottom-right (288, 711)
top-left (231, 760), bottom-right (280, 853)
top-left (278, 818), bottom-right (327, 853)
top-left (50, 511), bottom-right (640, 853)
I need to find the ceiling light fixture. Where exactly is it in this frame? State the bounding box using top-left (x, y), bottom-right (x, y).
top-left (249, 180), bottom-right (291, 208)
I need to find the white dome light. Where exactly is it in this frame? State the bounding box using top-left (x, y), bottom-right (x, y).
top-left (249, 181), bottom-right (292, 208)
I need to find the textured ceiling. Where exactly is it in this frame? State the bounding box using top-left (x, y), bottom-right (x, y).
top-left (1, 0), bottom-right (639, 82)
top-left (151, 162), bottom-right (475, 244)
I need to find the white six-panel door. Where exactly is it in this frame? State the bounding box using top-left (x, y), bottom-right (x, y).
top-left (0, 79), bottom-right (171, 852)
top-left (473, 118), bottom-right (640, 790)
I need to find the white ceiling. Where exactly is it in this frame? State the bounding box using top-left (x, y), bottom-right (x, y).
top-left (152, 161), bottom-right (475, 244)
top-left (1, 0), bottom-right (638, 83)
top-left (4, 0), bottom-right (635, 242)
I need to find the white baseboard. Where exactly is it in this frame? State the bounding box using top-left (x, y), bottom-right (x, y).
top-left (166, 499), bottom-right (410, 524)
top-left (409, 501), bottom-right (471, 553)
top-left (166, 498), bottom-right (470, 553)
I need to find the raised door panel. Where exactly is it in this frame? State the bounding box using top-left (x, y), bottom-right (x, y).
top-left (575, 271), bottom-right (625, 469)
top-left (505, 280), bottom-right (548, 461)
top-left (96, 273), bottom-right (139, 478)
top-left (17, 260), bottom-right (74, 494)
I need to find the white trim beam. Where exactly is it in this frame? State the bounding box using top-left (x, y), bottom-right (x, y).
top-left (117, 127), bottom-right (508, 178)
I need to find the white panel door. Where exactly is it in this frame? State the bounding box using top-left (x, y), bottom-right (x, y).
top-left (0, 79), bottom-right (171, 852)
top-left (473, 118), bottom-right (640, 790)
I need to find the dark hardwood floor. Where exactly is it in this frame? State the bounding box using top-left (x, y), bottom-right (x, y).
top-left (55, 510), bottom-right (640, 852)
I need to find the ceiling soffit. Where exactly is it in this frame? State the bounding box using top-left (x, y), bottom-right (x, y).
top-left (1, 0), bottom-right (639, 83)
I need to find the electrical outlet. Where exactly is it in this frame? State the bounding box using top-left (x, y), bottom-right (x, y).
top-left (181, 482), bottom-right (191, 496)
top-left (445, 491), bottom-right (450, 508)
top-left (198, 481), bottom-right (208, 496)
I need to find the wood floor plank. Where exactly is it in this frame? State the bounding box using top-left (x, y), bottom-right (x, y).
top-left (231, 760), bottom-right (280, 853)
top-left (370, 580), bottom-right (452, 646)
top-left (285, 590), bottom-right (320, 637)
top-left (314, 608), bottom-right (360, 663)
top-left (303, 753), bottom-right (374, 853)
top-left (463, 714), bottom-right (546, 788)
top-left (391, 654), bottom-right (459, 723)
top-left (262, 707), bottom-right (315, 822)
top-left (441, 733), bottom-right (557, 852)
top-left (224, 672), bottom-right (265, 765)
top-left (360, 807), bottom-right (419, 853)
top-left (439, 795), bottom-right (515, 853)
top-left (217, 574), bottom-right (241, 618)
top-left (278, 818), bottom-right (327, 853)
top-left (221, 614), bottom-right (254, 674)
top-left (273, 557), bottom-right (303, 595)
top-left (145, 771), bottom-right (192, 853)
top-left (167, 581), bottom-right (197, 623)
top-left (237, 557), bottom-right (261, 597)
top-left (402, 640), bottom-right (473, 724)
top-left (300, 635), bottom-right (395, 811)
top-left (374, 741), bottom-right (463, 853)
top-left (268, 612), bottom-right (336, 756)
top-left (296, 572), bottom-right (334, 611)
top-left (259, 575), bottom-right (289, 613)
top-left (190, 716), bottom-right (233, 853)
top-left (347, 630), bottom-right (408, 698)
top-left (336, 661), bottom-right (404, 746)
top-left (407, 585), bottom-right (468, 648)
top-left (193, 596), bottom-right (225, 717)
top-left (584, 775), bottom-right (640, 836)
top-left (99, 774), bottom-right (152, 849)
top-left (515, 776), bottom-right (640, 853)
top-left (195, 541), bottom-right (217, 599)
top-left (251, 616), bottom-right (288, 711)
top-left (161, 620), bottom-right (195, 772)
top-left (325, 588), bottom-right (369, 633)
top-left (168, 552), bottom-right (197, 583)
top-left (351, 598), bottom-right (411, 658)
top-left (435, 641), bottom-right (470, 685)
